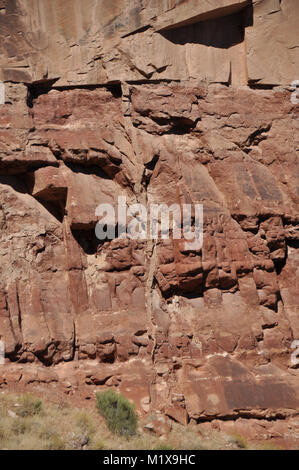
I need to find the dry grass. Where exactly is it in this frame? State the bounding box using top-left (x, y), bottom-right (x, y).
top-left (0, 391), bottom-right (270, 450)
top-left (228, 433), bottom-right (249, 449)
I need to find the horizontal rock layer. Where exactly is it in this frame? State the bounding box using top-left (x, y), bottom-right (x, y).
top-left (0, 0), bottom-right (298, 86)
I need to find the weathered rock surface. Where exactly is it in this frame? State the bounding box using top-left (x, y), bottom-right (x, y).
top-left (0, 0), bottom-right (298, 446)
top-left (0, 0), bottom-right (298, 86)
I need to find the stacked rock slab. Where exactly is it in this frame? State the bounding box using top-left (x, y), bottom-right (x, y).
top-left (0, 0), bottom-right (298, 443)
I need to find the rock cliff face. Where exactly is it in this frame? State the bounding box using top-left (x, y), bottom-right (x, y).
top-left (0, 0), bottom-right (298, 444)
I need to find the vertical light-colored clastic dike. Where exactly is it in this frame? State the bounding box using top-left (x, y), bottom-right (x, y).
top-left (0, 340), bottom-right (5, 365)
top-left (0, 80), bottom-right (4, 104)
top-left (291, 340), bottom-right (299, 366)
top-left (291, 80), bottom-right (299, 105)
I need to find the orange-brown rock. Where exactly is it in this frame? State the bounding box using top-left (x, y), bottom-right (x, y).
top-left (0, 0), bottom-right (298, 447)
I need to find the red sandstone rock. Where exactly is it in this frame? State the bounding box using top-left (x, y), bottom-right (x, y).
top-left (0, 0), bottom-right (298, 448)
top-left (144, 414), bottom-right (172, 436)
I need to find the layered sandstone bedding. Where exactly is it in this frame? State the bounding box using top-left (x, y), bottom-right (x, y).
top-left (0, 0), bottom-right (298, 445)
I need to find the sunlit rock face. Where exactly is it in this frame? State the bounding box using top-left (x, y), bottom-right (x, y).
top-left (0, 0), bottom-right (297, 86)
top-left (0, 0), bottom-right (298, 444)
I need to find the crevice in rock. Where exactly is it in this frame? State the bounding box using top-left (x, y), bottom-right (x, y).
top-left (262, 321), bottom-right (278, 330)
top-left (0, 173), bottom-right (67, 223)
top-left (26, 80), bottom-right (123, 108)
top-left (26, 79), bottom-right (59, 108)
top-left (287, 238), bottom-right (299, 250)
top-left (34, 342), bottom-right (60, 367)
top-left (86, 374), bottom-right (113, 385)
top-left (5, 344), bottom-right (22, 363)
top-left (24, 172), bottom-right (68, 223)
top-left (196, 411), bottom-right (292, 424)
top-left (36, 198), bottom-right (66, 223)
top-left (0, 174), bottom-right (31, 194)
top-left (121, 24), bottom-right (152, 39)
top-left (70, 321), bottom-right (76, 362)
top-left (248, 81), bottom-right (278, 90)
top-left (134, 115), bottom-right (202, 136)
top-left (63, 162), bottom-right (112, 181)
top-left (106, 82), bottom-right (123, 98)
top-left (0, 158), bottom-right (59, 176)
top-left (273, 252), bottom-right (288, 276)
top-left (154, 116), bottom-right (201, 135)
top-left (244, 123), bottom-right (272, 148)
top-left (71, 227), bottom-right (101, 255)
top-left (126, 79), bottom-right (180, 85)
top-left (141, 154), bottom-right (159, 188)
top-left (53, 82), bottom-right (123, 98)
top-left (160, 11), bottom-right (245, 49)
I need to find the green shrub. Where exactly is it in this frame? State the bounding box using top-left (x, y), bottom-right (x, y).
top-left (96, 390), bottom-right (137, 437)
